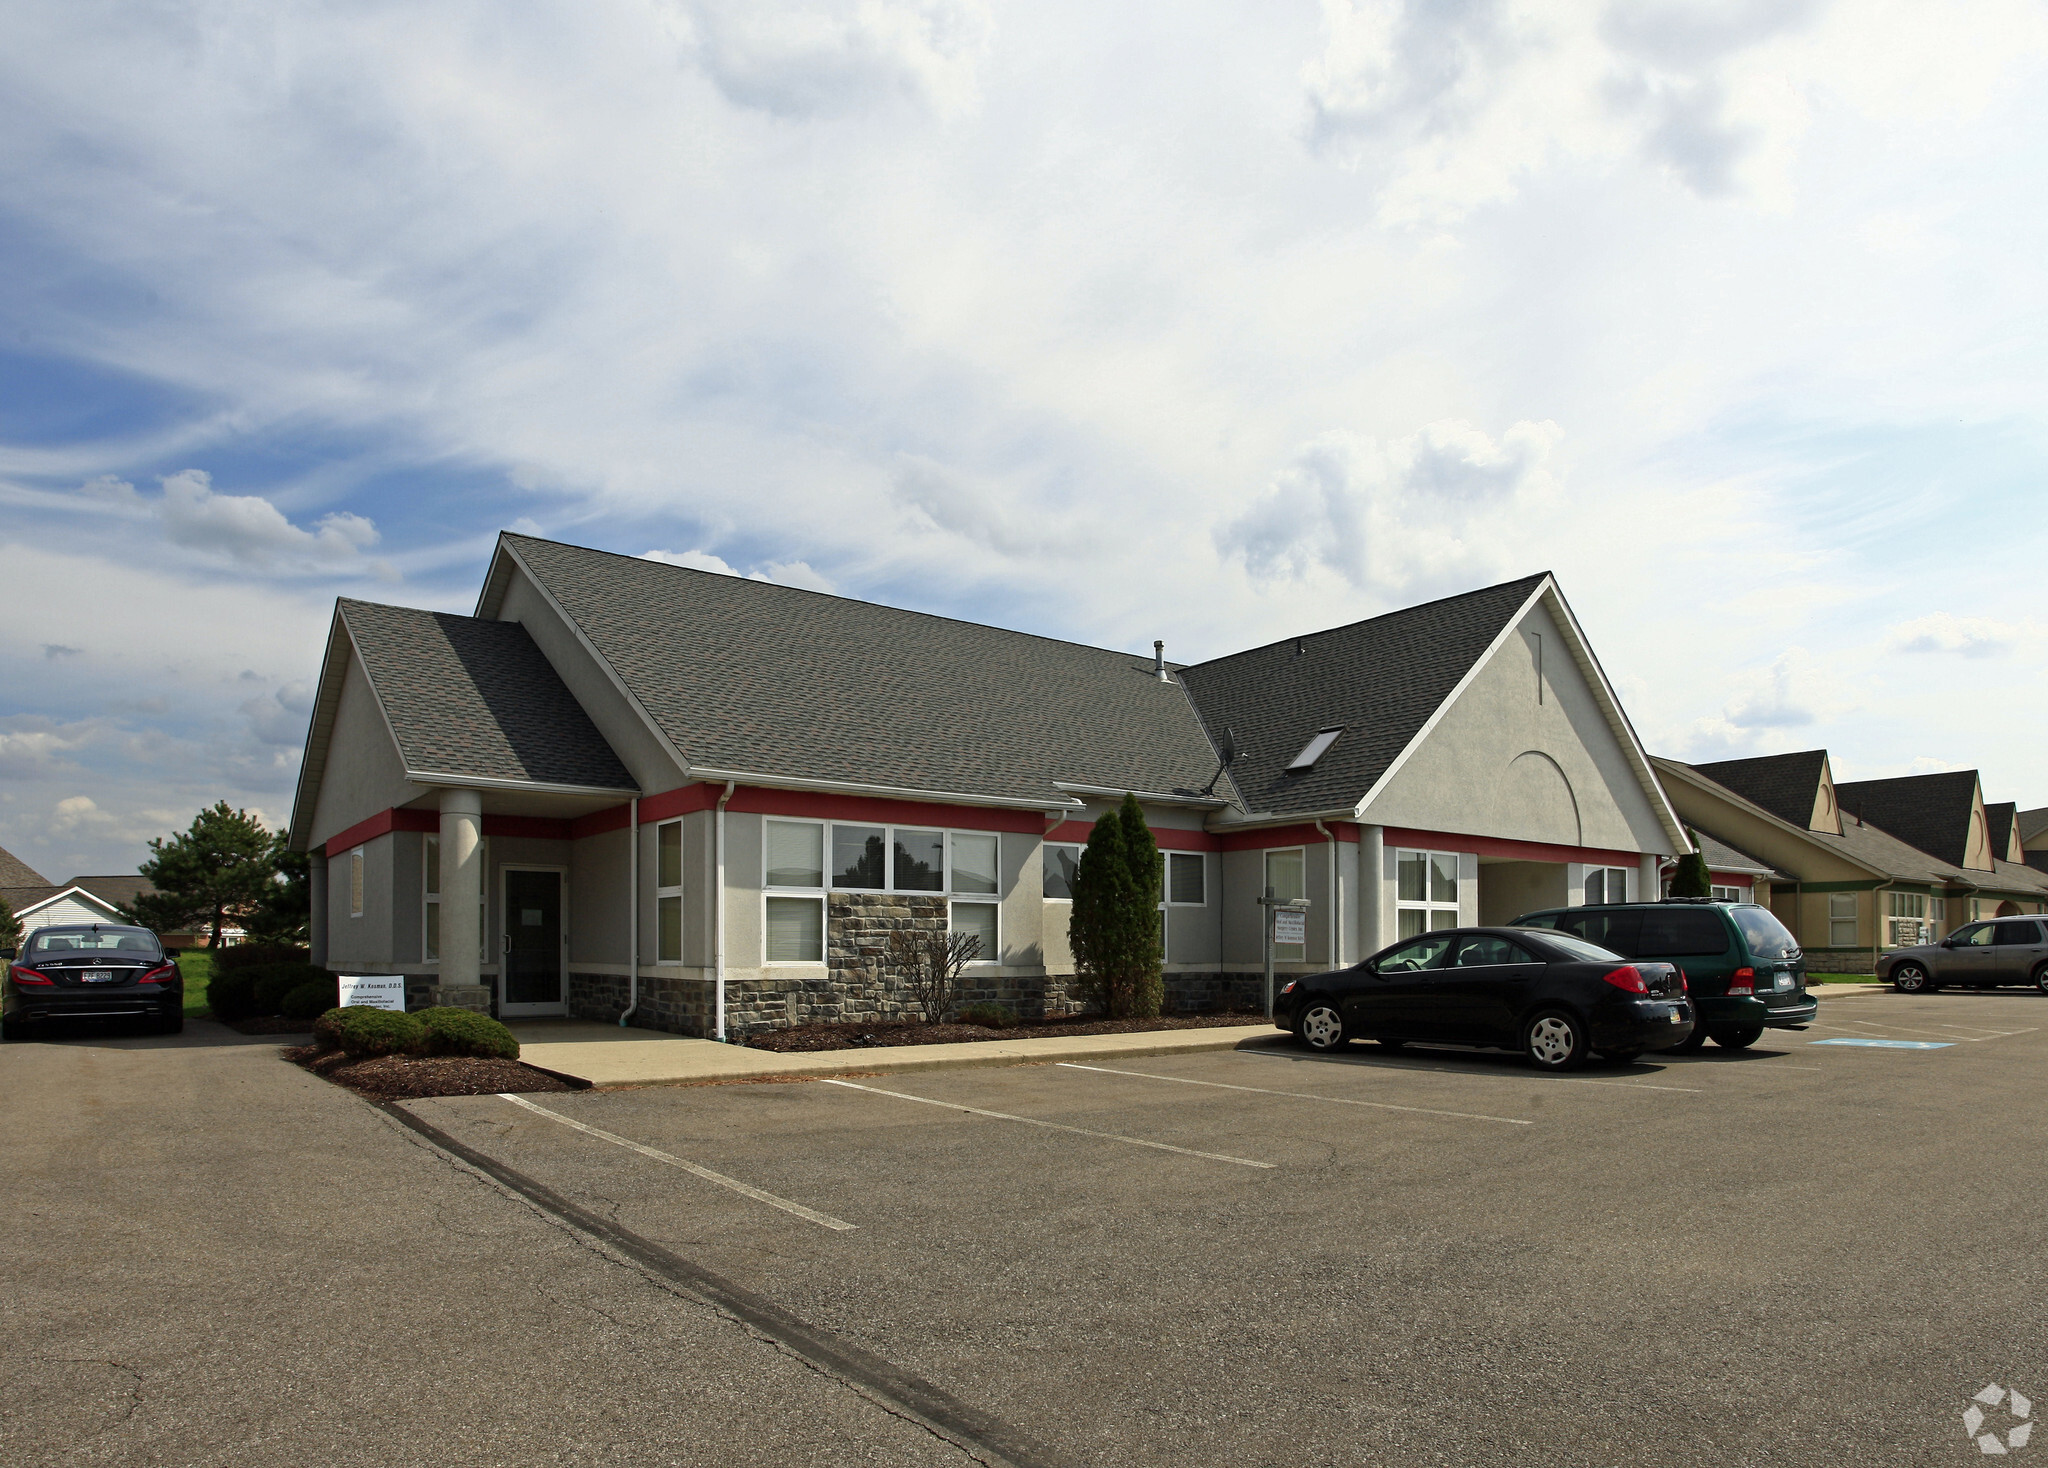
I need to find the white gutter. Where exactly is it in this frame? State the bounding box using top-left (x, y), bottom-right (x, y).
top-left (1315, 819), bottom-right (1340, 967)
top-left (620, 795), bottom-right (639, 1027)
top-left (1051, 782), bottom-right (1229, 809)
top-left (406, 771), bottom-right (639, 799)
top-left (687, 766), bottom-right (1083, 814)
top-left (714, 780), bottom-right (735, 1041)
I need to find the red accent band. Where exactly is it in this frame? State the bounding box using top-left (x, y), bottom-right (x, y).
top-left (1217, 822), bottom-right (1360, 852)
top-left (323, 807), bottom-right (436, 857)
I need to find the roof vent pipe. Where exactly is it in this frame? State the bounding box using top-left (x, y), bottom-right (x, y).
top-left (1154, 641), bottom-right (1170, 681)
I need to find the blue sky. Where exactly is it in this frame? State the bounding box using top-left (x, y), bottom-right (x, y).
top-left (3, 0), bottom-right (2046, 879)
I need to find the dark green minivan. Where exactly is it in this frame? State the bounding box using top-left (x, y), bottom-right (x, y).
top-left (1510, 900), bottom-right (1815, 1050)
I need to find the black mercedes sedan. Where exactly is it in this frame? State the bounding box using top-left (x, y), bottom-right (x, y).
top-left (2, 924), bottom-right (183, 1040)
top-left (1274, 926), bottom-right (1694, 1070)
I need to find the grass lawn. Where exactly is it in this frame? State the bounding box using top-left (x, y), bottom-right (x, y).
top-left (1811, 973), bottom-right (1879, 984)
top-left (174, 949), bottom-right (215, 1017)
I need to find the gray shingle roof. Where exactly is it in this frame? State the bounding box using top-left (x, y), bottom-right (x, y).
top-left (1988, 802), bottom-right (2020, 859)
top-left (1835, 770), bottom-right (1981, 870)
top-left (2020, 807), bottom-right (2048, 845)
top-left (1690, 751), bottom-right (1830, 830)
top-left (498, 536), bottom-right (1220, 804)
top-left (1690, 830), bottom-right (1777, 878)
top-left (0, 844), bottom-right (48, 889)
top-left (340, 600), bottom-right (633, 791)
top-left (1176, 574), bottom-right (1549, 817)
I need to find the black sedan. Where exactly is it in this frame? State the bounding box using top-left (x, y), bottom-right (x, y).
top-left (2, 924), bottom-right (183, 1040)
top-left (1275, 926), bottom-right (1693, 1070)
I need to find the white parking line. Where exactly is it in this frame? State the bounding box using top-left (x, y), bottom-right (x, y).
top-left (1813, 1019), bottom-right (2033, 1044)
top-left (497, 1094), bottom-right (857, 1231)
top-left (1238, 1049), bottom-right (1702, 1093)
top-left (816, 1078), bottom-right (1276, 1168)
top-left (1056, 1062), bottom-right (1533, 1125)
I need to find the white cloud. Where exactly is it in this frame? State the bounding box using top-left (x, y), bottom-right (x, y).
top-left (643, 548), bottom-right (835, 594)
top-left (1886, 613), bottom-right (2028, 658)
top-left (157, 469), bottom-right (381, 564)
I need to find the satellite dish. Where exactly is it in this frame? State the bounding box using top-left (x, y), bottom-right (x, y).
top-left (1220, 727), bottom-right (1239, 765)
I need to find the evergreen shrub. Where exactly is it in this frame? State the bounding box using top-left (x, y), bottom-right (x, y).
top-left (958, 1002), bottom-right (1015, 1028)
top-left (313, 1006), bottom-right (426, 1058)
top-left (415, 1006), bottom-right (519, 1060)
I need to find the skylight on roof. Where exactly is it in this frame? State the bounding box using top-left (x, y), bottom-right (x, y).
top-left (1287, 727), bottom-right (1344, 773)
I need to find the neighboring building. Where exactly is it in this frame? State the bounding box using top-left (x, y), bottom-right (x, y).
top-left (2022, 807), bottom-right (2048, 874)
top-left (0, 861), bottom-right (223, 949)
top-left (1653, 751), bottom-right (2048, 972)
top-left (287, 533), bottom-right (1688, 1034)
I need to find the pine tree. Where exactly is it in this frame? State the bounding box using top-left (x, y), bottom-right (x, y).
top-left (1068, 792), bottom-right (1165, 1018)
top-left (0, 894), bottom-right (20, 956)
top-left (122, 802), bottom-right (277, 948)
top-left (1669, 832), bottom-right (1713, 899)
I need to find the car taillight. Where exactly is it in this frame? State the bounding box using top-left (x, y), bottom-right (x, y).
top-left (11, 966), bottom-right (54, 986)
top-left (1677, 968), bottom-right (1690, 993)
top-left (1602, 965), bottom-right (1648, 994)
top-left (139, 963), bottom-right (179, 984)
top-left (1728, 967), bottom-right (1756, 997)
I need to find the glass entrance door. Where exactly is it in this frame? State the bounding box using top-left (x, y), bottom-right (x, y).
top-left (501, 868), bottom-right (566, 1014)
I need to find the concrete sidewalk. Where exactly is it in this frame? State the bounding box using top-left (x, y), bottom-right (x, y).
top-left (508, 1018), bottom-right (1286, 1087)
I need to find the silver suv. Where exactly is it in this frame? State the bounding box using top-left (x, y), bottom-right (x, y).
top-left (1881, 916), bottom-right (2048, 994)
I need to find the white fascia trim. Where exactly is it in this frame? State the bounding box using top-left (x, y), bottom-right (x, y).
top-left (1051, 782), bottom-right (1230, 809)
top-left (286, 611), bottom-right (358, 851)
top-left (1207, 806), bottom-right (1363, 831)
top-left (687, 767), bottom-right (1085, 814)
top-left (1651, 757), bottom-right (1889, 881)
top-left (491, 538), bottom-right (695, 781)
top-left (406, 772), bottom-right (641, 799)
top-left (14, 886), bottom-right (121, 920)
top-left (1537, 584), bottom-right (1690, 853)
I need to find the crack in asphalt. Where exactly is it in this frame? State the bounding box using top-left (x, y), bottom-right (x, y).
top-left (6, 1356), bottom-right (147, 1431)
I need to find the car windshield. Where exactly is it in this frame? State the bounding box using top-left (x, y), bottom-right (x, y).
top-left (26, 927), bottom-right (162, 958)
top-left (1529, 931), bottom-right (1623, 962)
top-left (1731, 905), bottom-right (1799, 960)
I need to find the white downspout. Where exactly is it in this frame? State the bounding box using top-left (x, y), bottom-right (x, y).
top-left (1315, 819), bottom-right (1340, 968)
top-left (619, 796), bottom-right (640, 1026)
top-left (715, 780), bottom-right (735, 1041)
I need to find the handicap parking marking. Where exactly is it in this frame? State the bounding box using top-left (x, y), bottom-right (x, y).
top-left (496, 1094), bottom-right (858, 1231)
top-left (1055, 1061), bottom-right (1534, 1126)
top-left (1809, 1038), bottom-right (1954, 1050)
top-left (817, 1078), bottom-right (1277, 1168)
top-left (1812, 1018), bottom-right (2026, 1044)
top-left (1237, 1048), bottom-right (1702, 1093)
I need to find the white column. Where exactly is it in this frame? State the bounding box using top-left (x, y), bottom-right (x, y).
top-left (1359, 824), bottom-right (1385, 957)
top-left (307, 851), bottom-right (328, 967)
top-left (1639, 853), bottom-right (1662, 904)
top-left (439, 789), bottom-right (484, 993)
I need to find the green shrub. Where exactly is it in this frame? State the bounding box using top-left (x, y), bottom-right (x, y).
top-left (280, 978), bottom-right (339, 1022)
top-left (250, 962), bottom-right (336, 1015)
top-left (958, 1002), bottom-right (1015, 1028)
top-left (206, 968), bottom-right (260, 1022)
top-left (415, 1006), bottom-right (519, 1060)
top-left (213, 943), bottom-right (311, 976)
top-left (312, 1006), bottom-right (426, 1058)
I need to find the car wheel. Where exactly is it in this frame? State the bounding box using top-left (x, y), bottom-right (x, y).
top-left (1670, 1028), bottom-right (1709, 1054)
top-left (1296, 1001), bottom-right (1347, 1052)
top-left (1524, 1010), bottom-right (1589, 1071)
top-left (1375, 1037), bottom-right (1407, 1051)
top-left (0, 1016), bottom-right (24, 1043)
top-left (2035, 966), bottom-right (2048, 996)
top-left (1892, 963), bottom-right (1929, 994)
top-left (1713, 1027), bottom-right (1763, 1050)
top-left (158, 1013), bottom-right (185, 1036)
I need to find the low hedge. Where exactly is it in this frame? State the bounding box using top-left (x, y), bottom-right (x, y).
top-left (313, 1006), bottom-right (426, 1058)
top-left (213, 943), bottom-right (311, 976)
top-left (280, 979), bottom-right (338, 1022)
top-left (958, 1002), bottom-right (1016, 1028)
top-left (206, 968), bottom-right (261, 1022)
top-left (415, 1007), bottom-right (520, 1060)
top-left (251, 963), bottom-right (336, 1014)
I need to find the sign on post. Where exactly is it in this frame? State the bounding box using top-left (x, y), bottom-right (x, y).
top-left (1273, 909), bottom-right (1307, 947)
top-left (338, 974), bottom-right (407, 1012)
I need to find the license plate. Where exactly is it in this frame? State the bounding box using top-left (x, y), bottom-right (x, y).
top-left (1775, 973), bottom-right (1794, 991)
top-left (81, 969), bottom-right (115, 984)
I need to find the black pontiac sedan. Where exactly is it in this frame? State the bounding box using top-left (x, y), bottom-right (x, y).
top-left (2, 924), bottom-right (183, 1040)
top-left (1275, 926), bottom-right (1693, 1070)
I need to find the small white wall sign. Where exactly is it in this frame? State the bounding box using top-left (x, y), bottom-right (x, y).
top-left (338, 974), bottom-right (407, 1012)
top-left (1273, 909), bottom-right (1307, 946)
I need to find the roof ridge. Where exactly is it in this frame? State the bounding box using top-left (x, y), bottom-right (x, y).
top-left (1180, 571), bottom-right (1551, 672)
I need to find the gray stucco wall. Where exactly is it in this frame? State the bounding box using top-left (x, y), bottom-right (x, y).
top-left (571, 825), bottom-right (629, 967)
top-left (308, 656), bottom-right (422, 850)
top-left (325, 833), bottom-right (396, 970)
top-left (1360, 602), bottom-right (1673, 857)
top-left (1477, 860), bottom-right (1568, 925)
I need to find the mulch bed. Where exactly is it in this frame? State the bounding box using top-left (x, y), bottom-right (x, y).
top-left (285, 1045), bottom-right (575, 1101)
top-left (743, 1011), bottom-right (1271, 1053)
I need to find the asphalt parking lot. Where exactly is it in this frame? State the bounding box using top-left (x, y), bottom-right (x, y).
top-left (399, 989), bottom-right (2048, 1466)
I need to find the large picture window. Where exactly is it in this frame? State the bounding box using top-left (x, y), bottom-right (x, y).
top-left (656, 820), bottom-right (684, 964)
top-left (1168, 852), bottom-right (1206, 907)
top-left (1885, 891), bottom-right (1929, 950)
top-left (1396, 849), bottom-right (1460, 939)
top-left (1584, 867), bottom-right (1627, 905)
top-left (764, 819), bottom-right (1007, 964)
top-left (1829, 892), bottom-right (1858, 947)
top-left (1042, 844), bottom-right (1082, 900)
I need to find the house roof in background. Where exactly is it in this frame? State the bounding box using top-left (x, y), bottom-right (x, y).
top-left (1176, 573), bottom-right (1550, 818)
top-left (1835, 770), bottom-right (1982, 870)
top-left (1660, 757), bottom-right (1957, 887)
top-left (1988, 802), bottom-right (2021, 859)
top-left (0, 844), bottom-right (49, 889)
top-left (2015, 807), bottom-right (2048, 845)
top-left (63, 875), bottom-right (154, 910)
top-left (339, 599), bottom-right (636, 793)
top-left (1990, 858), bottom-right (2048, 898)
top-left (1691, 830), bottom-right (1778, 878)
top-left (1690, 750), bottom-right (1830, 829)
top-left (1, 884), bottom-right (60, 917)
top-left (491, 534), bottom-right (1224, 806)
top-left (12, 883), bottom-right (124, 919)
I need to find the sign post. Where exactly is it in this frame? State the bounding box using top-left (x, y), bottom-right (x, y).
top-left (337, 974), bottom-right (407, 1012)
top-left (1257, 890), bottom-right (1313, 1018)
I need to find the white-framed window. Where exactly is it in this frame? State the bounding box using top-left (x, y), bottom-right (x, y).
top-left (1396, 848), bottom-right (1459, 939)
top-left (1710, 885), bottom-right (1743, 903)
top-left (1167, 851), bottom-right (1207, 907)
top-left (1584, 867), bottom-right (1628, 905)
top-left (1829, 892), bottom-right (1859, 947)
top-left (656, 819), bottom-right (684, 964)
top-left (762, 819), bottom-right (1007, 964)
top-left (1042, 843), bottom-right (1082, 900)
top-left (349, 847), bottom-right (364, 918)
top-left (1886, 891), bottom-right (1930, 950)
top-left (1933, 897), bottom-right (1947, 928)
top-left (424, 834), bottom-right (487, 962)
top-left (1267, 847), bottom-right (1306, 959)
